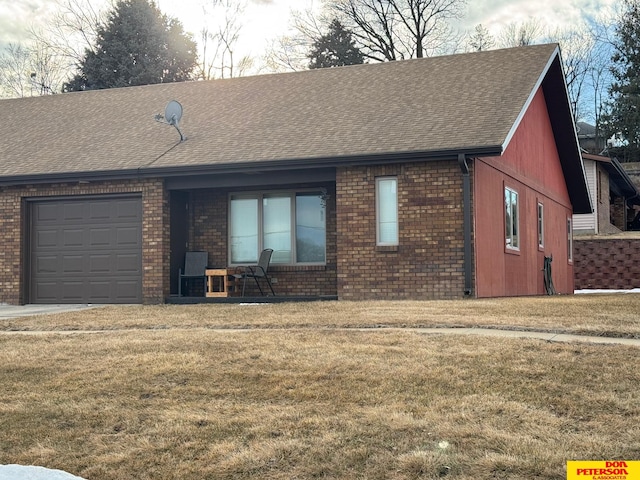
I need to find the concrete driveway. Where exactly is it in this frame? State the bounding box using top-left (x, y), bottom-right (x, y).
top-left (0, 304), bottom-right (100, 320)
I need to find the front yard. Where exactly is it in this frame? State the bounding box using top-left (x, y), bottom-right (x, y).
top-left (0, 295), bottom-right (638, 479)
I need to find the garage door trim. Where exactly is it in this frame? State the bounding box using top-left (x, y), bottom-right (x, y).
top-left (26, 194), bottom-right (143, 304)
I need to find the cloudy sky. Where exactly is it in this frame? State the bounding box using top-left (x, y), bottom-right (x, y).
top-left (0, 0), bottom-right (620, 64)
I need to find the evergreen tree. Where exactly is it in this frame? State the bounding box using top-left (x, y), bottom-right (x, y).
top-left (602, 0), bottom-right (640, 162)
top-left (308, 19), bottom-right (364, 69)
top-left (64, 0), bottom-right (197, 91)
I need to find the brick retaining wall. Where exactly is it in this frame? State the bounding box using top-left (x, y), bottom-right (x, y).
top-left (574, 234), bottom-right (640, 289)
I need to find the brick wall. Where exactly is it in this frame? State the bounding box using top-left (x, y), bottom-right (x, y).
top-left (611, 197), bottom-right (626, 231)
top-left (336, 161), bottom-right (468, 300)
top-left (144, 181), bottom-right (170, 303)
top-left (0, 178), bottom-right (166, 305)
top-left (623, 162), bottom-right (640, 189)
top-left (189, 183), bottom-right (337, 297)
top-left (574, 235), bottom-right (640, 289)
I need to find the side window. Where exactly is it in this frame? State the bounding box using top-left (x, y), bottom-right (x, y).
top-left (505, 187), bottom-right (519, 250)
top-left (376, 177), bottom-right (398, 246)
top-left (567, 217), bottom-right (573, 263)
top-left (537, 202), bottom-right (544, 249)
top-left (230, 197), bottom-right (259, 264)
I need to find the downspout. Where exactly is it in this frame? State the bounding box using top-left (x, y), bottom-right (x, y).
top-left (458, 154), bottom-right (473, 296)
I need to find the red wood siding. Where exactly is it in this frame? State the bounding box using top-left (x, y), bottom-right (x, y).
top-left (474, 88), bottom-right (574, 297)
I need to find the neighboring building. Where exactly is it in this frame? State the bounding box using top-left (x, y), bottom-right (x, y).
top-left (573, 153), bottom-right (640, 235)
top-left (576, 121), bottom-right (606, 154)
top-left (571, 152), bottom-right (640, 291)
top-left (0, 44), bottom-right (591, 304)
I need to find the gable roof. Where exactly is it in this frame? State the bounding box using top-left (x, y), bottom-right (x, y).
top-left (577, 122), bottom-right (596, 138)
top-left (583, 153), bottom-right (640, 205)
top-left (0, 43), bottom-right (590, 211)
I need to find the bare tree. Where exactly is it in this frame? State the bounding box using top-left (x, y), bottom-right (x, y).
top-left (551, 26), bottom-right (595, 122)
top-left (0, 44), bottom-right (31, 98)
top-left (329, 0), bottom-right (466, 61)
top-left (466, 23), bottom-right (495, 51)
top-left (0, 0), bottom-right (108, 97)
top-left (263, 7), bottom-right (329, 72)
top-left (197, 0), bottom-right (250, 80)
top-left (0, 41), bottom-right (66, 98)
top-left (498, 19), bottom-right (544, 48)
top-left (29, 40), bottom-right (67, 95)
top-left (536, 13), bottom-right (616, 148)
top-left (589, 25), bottom-right (616, 145)
top-left (29, 0), bottom-right (104, 69)
top-left (263, 36), bottom-right (310, 72)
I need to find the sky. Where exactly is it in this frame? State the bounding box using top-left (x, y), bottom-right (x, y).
top-left (0, 0), bottom-right (620, 71)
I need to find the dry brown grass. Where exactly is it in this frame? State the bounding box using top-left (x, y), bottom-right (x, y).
top-left (2, 293), bottom-right (640, 338)
top-left (0, 295), bottom-right (639, 479)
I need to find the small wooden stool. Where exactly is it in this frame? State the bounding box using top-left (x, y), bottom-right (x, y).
top-left (205, 268), bottom-right (233, 297)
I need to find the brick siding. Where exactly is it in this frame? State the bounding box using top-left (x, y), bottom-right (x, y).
top-left (336, 161), bottom-right (470, 300)
top-left (0, 178), bottom-right (166, 304)
top-left (574, 235), bottom-right (640, 289)
top-left (0, 164), bottom-right (476, 303)
top-left (189, 183), bottom-right (337, 297)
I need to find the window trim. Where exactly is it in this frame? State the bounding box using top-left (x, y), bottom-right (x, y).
top-left (537, 201), bottom-right (545, 250)
top-left (376, 176), bottom-right (399, 247)
top-left (228, 189), bottom-right (327, 266)
top-left (505, 186), bottom-right (520, 252)
top-left (567, 217), bottom-right (573, 264)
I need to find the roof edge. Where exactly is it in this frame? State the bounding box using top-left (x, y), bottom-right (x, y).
top-left (0, 146), bottom-right (503, 187)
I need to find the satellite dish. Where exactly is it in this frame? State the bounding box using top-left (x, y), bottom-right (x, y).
top-left (165, 100), bottom-right (183, 126)
top-left (154, 100), bottom-right (186, 142)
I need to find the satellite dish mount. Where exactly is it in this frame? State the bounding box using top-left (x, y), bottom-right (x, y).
top-left (155, 100), bottom-right (186, 142)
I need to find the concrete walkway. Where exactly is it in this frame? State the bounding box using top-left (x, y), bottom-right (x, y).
top-left (410, 327), bottom-right (640, 347)
top-left (0, 304), bottom-right (638, 347)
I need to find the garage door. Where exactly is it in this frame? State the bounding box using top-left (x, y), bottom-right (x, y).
top-left (30, 196), bottom-right (143, 304)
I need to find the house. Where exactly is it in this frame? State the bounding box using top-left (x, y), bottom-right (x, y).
top-left (576, 121), bottom-right (606, 154)
top-left (0, 43), bottom-right (591, 304)
top-left (571, 151), bottom-right (640, 291)
top-left (573, 153), bottom-right (640, 235)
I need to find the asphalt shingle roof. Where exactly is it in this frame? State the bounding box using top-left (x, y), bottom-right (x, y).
top-left (1, 44), bottom-right (561, 180)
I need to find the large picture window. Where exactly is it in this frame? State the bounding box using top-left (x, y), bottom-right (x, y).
top-left (376, 177), bottom-right (398, 246)
top-left (230, 191), bottom-right (326, 265)
top-left (505, 187), bottom-right (519, 250)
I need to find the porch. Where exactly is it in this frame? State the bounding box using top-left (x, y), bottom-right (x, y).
top-left (166, 168), bottom-right (338, 301)
top-left (166, 295), bottom-right (338, 304)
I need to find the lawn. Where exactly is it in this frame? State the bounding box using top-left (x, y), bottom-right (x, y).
top-left (0, 295), bottom-right (639, 479)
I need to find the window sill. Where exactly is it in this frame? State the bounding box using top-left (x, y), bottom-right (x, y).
top-left (270, 265), bottom-right (327, 272)
top-left (376, 245), bottom-right (399, 252)
top-left (505, 246), bottom-right (521, 256)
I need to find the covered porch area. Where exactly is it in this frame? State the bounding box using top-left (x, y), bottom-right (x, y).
top-left (165, 167), bottom-right (338, 302)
